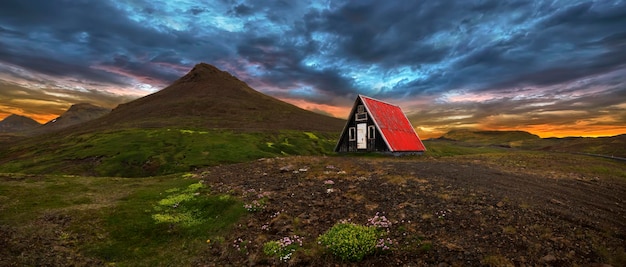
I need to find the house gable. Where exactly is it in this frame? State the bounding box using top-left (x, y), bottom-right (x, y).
top-left (335, 95), bottom-right (426, 153)
top-left (360, 96), bottom-right (426, 152)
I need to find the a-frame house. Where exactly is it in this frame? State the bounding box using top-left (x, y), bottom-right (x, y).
top-left (335, 95), bottom-right (426, 154)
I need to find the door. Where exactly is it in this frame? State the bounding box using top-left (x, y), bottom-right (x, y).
top-left (357, 123), bottom-right (367, 149)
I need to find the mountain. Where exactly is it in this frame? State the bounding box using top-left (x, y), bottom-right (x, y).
top-left (0, 63), bottom-right (346, 177)
top-left (0, 114), bottom-right (41, 133)
top-left (38, 103), bottom-right (111, 132)
top-left (79, 63), bottom-right (345, 132)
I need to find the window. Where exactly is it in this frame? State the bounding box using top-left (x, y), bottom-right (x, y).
top-left (357, 105), bottom-right (365, 113)
top-left (368, 125), bottom-right (375, 139)
top-left (348, 127), bottom-right (356, 141)
top-left (355, 105), bottom-right (367, 121)
top-left (355, 113), bottom-right (367, 121)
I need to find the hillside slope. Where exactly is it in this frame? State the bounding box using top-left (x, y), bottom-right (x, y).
top-left (440, 130), bottom-right (540, 146)
top-left (0, 114), bottom-right (41, 133)
top-left (0, 63), bottom-right (345, 177)
top-left (78, 63), bottom-right (345, 132)
top-left (36, 103), bottom-right (110, 133)
top-left (438, 130), bottom-right (626, 158)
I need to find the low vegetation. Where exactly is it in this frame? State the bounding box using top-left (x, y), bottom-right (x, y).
top-left (0, 173), bottom-right (247, 266)
top-left (1, 131), bottom-right (625, 266)
top-left (0, 128), bottom-right (337, 177)
top-left (318, 214), bottom-right (392, 262)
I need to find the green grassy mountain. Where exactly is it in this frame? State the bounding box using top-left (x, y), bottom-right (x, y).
top-left (0, 63), bottom-right (345, 177)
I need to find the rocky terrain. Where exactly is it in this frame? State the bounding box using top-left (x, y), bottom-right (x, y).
top-left (195, 154), bottom-right (626, 266)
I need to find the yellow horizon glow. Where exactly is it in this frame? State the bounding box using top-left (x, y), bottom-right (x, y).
top-left (0, 111), bottom-right (57, 124)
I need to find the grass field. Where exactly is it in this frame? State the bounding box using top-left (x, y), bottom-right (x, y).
top-left (0, 129), bottom-right (337, 177)
top-left (0, 172), bottom-right (247, 266)
top-left (1, 132), bottom-right (625, 265)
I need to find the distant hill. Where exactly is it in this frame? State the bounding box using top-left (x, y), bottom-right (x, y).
top-left (436, 129), bottom-right (626, 158)
top-left (0, 114), bottom-right (41, 133)
top-left (37, 103), bottom-right (110, 132)
top-left (77, 63), bottom-right (345, 133)
top-left (440, 129), bottom-right (540, 146)
top-left (526, 134), bottom-right (626, 158)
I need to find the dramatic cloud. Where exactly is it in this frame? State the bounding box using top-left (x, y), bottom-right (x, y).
top-left (1, 0), bottom-right (625, 137)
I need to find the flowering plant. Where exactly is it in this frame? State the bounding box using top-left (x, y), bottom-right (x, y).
top-left (318, 214), bottom-right (395, 261)
top-left (232, 238), bottom-right (249, 255)
top-left (367, 212), bottom-right (392, 229)
top-left (244, 199), bottom-right (266, 212)
top-left (263, 235), bottom-right (303, 262)
top-left (318, 223), bottom-right (379, 261)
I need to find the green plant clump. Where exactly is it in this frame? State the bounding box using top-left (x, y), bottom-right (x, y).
top-left (263, 235), bottom-right (303, 262)
top-left (152, 182), bottom-right (207, 226)
top-left (318, 223), bottom-right (381, 262)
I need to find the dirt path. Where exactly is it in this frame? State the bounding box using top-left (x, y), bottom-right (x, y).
top-left (197, 155), bottom-right (626, 266)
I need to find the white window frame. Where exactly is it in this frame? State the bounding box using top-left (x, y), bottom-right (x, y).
top-left (355, 113), bottom-right (367, 121)
top-left (368, 125), bottom-right (375, 139)
top-left (348, 127), bottom-right (356, 141)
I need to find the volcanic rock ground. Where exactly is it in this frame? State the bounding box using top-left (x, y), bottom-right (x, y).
top-left (196, 155), bottom-right (626, 266)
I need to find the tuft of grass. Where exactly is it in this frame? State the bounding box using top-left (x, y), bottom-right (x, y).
top-left (304, 132), bottom-right (319, 140)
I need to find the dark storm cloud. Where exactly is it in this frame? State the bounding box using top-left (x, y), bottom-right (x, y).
top-left (1, 0), bottom-right (625, 136)
top-left (306, 0), bottom-right (626, 99)
top-left (311, 1), bottom-right (458, 65)
top-left (231, 3), bottom-right (254, 16)
top-left (0, 0), bottom-right (234, 87)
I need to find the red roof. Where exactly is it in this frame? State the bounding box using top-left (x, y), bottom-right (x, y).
top-left (360, 95), bottom-right (426, 152)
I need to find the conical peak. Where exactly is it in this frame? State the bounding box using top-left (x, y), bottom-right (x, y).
top-left (68, 103), bottom-right (98, 109)
top-left (176, 62), bottom-right (238, 84)
top-left (3, 114), bottom-right (38, 123)
top-left (191, 62), bottom-right (223, 74)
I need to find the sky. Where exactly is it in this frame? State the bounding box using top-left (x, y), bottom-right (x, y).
top-left (1, 0), bottom-right (625, 138)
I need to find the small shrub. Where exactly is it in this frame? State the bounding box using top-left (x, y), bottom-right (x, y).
top-left (317, 223), bottom-right (380, 262)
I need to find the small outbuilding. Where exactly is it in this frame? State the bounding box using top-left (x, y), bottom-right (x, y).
top-left (335, 95), bottom-right (426, 154)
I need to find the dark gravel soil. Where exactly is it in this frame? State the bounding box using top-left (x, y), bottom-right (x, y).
top-left (195, 155), bottom-right (626, 266)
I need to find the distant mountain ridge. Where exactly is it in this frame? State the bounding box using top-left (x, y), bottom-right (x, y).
top-left (77, 63), bottom-right (345, 132)
top-left (437, 129), bottom-right (626, 158)
top-left (38, 103), bottom-right (111, 132)
top-left (0, 114), bottom-right (41, 133)
top-left (440, 129), bottom-right (540, 145)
